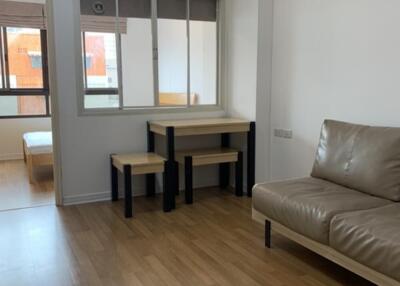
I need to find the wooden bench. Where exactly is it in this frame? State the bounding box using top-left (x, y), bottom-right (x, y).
top-left (176, 148), bottom-right (243, 204)
top-left (110, 153), bottom-right (166, 218)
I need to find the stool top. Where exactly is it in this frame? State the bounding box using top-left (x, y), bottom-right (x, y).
top-left (112, 153), bottom-right (165, 167)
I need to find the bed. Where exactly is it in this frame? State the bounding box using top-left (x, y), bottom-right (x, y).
top-left (23, 132), bottom-right (53, 183)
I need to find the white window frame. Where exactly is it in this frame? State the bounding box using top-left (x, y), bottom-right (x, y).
top-left (77, 0), bottom-right (224, 116)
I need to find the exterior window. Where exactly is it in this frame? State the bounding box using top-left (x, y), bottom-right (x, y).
top-left (79, 0), bottom-right (219, 111)
top-left (0, 27), bottom-right (50, 118)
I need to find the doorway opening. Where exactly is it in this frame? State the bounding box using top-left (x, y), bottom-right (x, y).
top-left (0, 0), bottom-right (57, 211)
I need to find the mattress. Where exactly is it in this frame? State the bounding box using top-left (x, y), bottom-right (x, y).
top-left (23, 132), bottom-right (53, 155)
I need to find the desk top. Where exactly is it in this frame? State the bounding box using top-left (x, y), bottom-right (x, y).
top-left (149, 118), bottom-right (251, 136)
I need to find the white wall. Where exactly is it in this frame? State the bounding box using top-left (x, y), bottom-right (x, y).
top-left (0, 118), bottom-right (51, 160)
top-left (269, 0), bottom-right (400, 180)
top-left (48, 0), bottom-right (226, 204)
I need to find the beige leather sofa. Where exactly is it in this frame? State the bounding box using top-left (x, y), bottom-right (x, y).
top-left (252, 120), bottom-right (400, 286)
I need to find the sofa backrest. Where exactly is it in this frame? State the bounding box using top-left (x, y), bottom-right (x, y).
top-left (311, 120), bottom-right (400, 201)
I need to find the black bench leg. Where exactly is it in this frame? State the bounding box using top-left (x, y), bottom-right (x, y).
top-left (219, 133), bottom-right (230, 189)
top-left (235, 151), bottom-right (243, 197)
top-left (162, 163), bottom-right (169, 212)
top-left (111, 155), bottom-right (118, 201)
top-left (265, 220), bottom-right (271, 248)
top-left (124, 165), bottom-right (133, 218)
top-left (163, 161), bottom-right (174, 212)
top-left (146, 174), bottom-right (156, 197)
top-left (185, 156), bottom-right (193, 204)
top-left (166, 127), bottom-right (178, 209)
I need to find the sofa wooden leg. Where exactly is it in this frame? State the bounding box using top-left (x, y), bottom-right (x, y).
top-left (265, 220), bottom-right (271, 248)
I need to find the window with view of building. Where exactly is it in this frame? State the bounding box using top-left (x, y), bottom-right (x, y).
top-left (80, 0), bottom-right (219, 111)
top-left (0, 1), bottom-right (50, 118)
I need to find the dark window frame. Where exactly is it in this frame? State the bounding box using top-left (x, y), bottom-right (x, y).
top-left (0, 27), bottom-right (50, 119)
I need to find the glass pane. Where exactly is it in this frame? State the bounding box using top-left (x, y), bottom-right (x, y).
top-left (0, 54), bottom-right (3, 89)
top-left (6, 27), bottom-right (43, 88)
top-left (0, 30), bottom-right (2, 89)
top-left (84, 94), bottom-right (119, 109)
top-left (84, 32), bottom-right (118, 89)
top-left (121, 16), bottom-right (154, 107)
top-left (157, 18), bottom-right (188, 106)
top-left (0, 96), bottom-right (46, 116)
top-left (190, 20), bottom-right (217, 105)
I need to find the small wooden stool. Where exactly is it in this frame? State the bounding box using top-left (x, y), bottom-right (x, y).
top-left (110, 153), bottom-right (166, 218)
top-left (176, 148), bottom-right (243, 204)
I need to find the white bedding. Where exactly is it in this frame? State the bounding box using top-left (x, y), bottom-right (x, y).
top-left (23, 132), bottom-right (53, 155)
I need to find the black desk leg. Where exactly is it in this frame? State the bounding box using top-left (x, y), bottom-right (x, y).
top-left (124, 165), bottom-right (133, 218)
top-left (235, 151), bottom-right (243, 197)
top-left (166, 127), bottom-right (177, 210)
top-left (111, 155), bottom-right (118, 201)
top-left (247, 122), bottom-right (256, 197)
top-left (185, 156), bottom-right (193, 204)
top-left (146, 122), bottom-right (156, 197)
top-left (219, 133), bottom-right (230, 189)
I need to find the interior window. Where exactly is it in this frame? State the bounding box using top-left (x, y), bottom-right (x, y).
top-left (79, 0), bottom-right (219, 111)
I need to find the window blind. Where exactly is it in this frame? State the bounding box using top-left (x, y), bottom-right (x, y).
top-left (81, 0), bottom-right (217, 21)
top-left (80, 16), bottom-right (127, 33)
top-left (0, 1), bottom-right (46, 29)
top-left (157, 0), bottom-right (217, 21)
top-left (190, 0), bottom-right (217, 22)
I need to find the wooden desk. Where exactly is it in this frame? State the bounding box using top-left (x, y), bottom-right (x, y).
top-left (147, 118), bottom-right (256, 212)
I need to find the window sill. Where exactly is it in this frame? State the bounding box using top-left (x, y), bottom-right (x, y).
top-left (78, 104), bottom-right (224, 117)
top-left (0, 114), bottom-right (50, 119)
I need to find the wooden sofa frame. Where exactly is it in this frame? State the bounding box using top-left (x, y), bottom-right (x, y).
top-left (252, 208), bottom-right (400, 286)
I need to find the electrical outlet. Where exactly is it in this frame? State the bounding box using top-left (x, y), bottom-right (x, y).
top-left (274, 128), bottom-right (293, 139)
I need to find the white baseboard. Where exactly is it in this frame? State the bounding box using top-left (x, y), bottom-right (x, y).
top-left (63, 184), bottom-right (249, 206)
top-left (0, 153), bottom-right (24, 161)
top-left (63, 188), bottom-right (150, 206)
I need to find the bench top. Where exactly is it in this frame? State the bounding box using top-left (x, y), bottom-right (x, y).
top-left (112, 153), bottom-right (166, 175)
top-left (176, 148), bottom-right (238, 157)
top-left (176, 148), bottom-right (240, 166)
top-left (112, 152), bottom-right (165, 167)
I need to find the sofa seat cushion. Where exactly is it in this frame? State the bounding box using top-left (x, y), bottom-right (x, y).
top-left (252, 177), bottom-right (390, 244)
top-left (330, 204), bottom-right (400, 281)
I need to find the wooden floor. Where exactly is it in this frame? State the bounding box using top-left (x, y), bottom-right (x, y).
top-left (0, 188), bottom-right (374, 286)
top-left (0, 160), bottom-right (54, 211)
